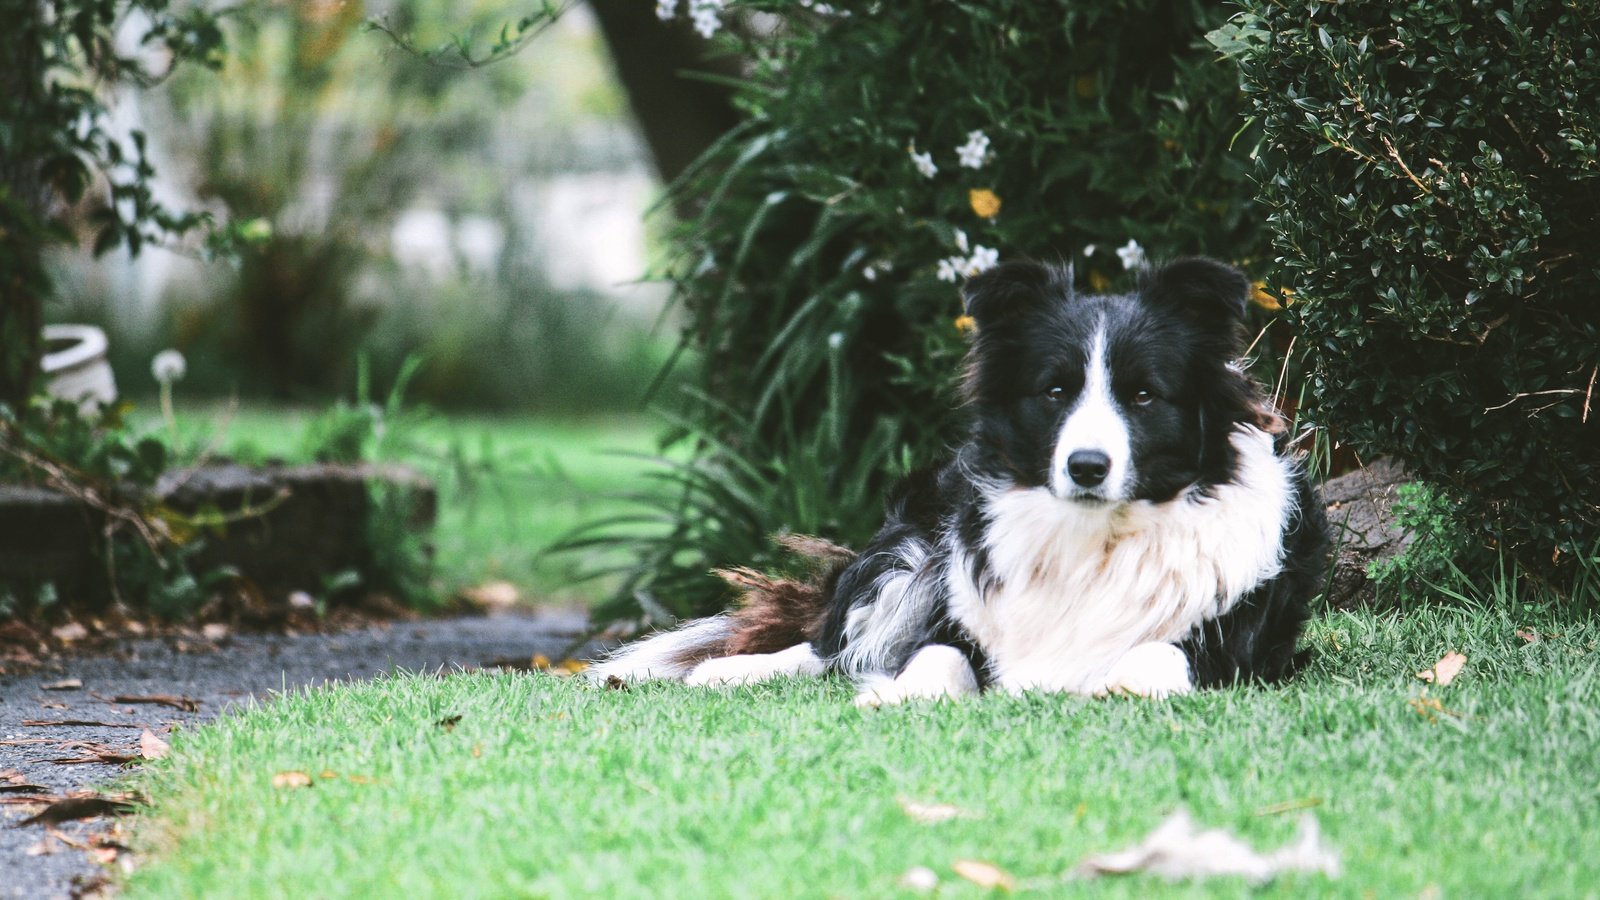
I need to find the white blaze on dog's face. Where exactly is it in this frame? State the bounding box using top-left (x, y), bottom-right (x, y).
top-left (1048, 325), bottom-right (1132, 503)
top-left (958, 258), bottom-right (1259, 506)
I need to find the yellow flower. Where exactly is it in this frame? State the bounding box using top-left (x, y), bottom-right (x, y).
top-left (1088, 269), bottom-right (1111, 292)
top-left (1252, 280), bottom-right (1293, 310)
top-left (954, 315), bottom-right (977, 334)
top-left (968, 188), bottom-right (1001, 219)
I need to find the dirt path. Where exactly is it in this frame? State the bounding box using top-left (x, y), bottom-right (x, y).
top-left (0, 609), bottom-right (589, 898)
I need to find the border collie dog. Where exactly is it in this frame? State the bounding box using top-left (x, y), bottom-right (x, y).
top-left (590, 258), bottom-right (1329, 706)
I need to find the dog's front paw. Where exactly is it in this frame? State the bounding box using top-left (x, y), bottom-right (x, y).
top-left (854, 645), bottom-right (979, 708)
top-left (1099, 642), bottom-right (1193, 700)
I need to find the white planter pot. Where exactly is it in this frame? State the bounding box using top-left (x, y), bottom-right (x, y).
top-left (41, 324), bottom-right (118, 410)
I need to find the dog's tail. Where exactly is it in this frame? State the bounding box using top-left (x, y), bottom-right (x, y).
top-left (585, 535), bottom-right (855, 683)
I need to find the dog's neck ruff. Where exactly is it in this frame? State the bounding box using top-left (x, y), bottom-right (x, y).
top-left (949, 426), bottom-right (1294, 694)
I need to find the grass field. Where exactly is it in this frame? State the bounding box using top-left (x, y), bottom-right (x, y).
top-left (124, 601), bottom-right (1600, 897)
top-left (161, 403), bottom-right (667, 605)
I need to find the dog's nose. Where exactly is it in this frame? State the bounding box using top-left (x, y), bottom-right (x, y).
top-left (1067, 450), bottom-right (1111, 487)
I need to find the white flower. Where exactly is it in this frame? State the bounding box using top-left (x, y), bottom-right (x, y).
top-left (909, 149), bottom-right (938, 179)
top-left (953, 228), bottom-right (969, 253)
top-left (151, 349), bottom-right (187, 385)
top-left (956, 130), bottom-right (992, 169)
top-left (966, 245), bottom-right (1000, 275)
top-left (1083, 244), bottom-right (1097, 257)
top-left (1116, 238), bottom-right (1147, 270)
top-left (936, 257), bottom-right (962, 283)
top-left (827, 332), bottom-right (845, 350)
top-left (655, 0), bottom-right (678, 20)
top-left (689, 0), bottom-right (723, 37)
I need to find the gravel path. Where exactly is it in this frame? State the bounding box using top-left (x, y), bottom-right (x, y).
top-left (0, 609), bottom-right (590, 898)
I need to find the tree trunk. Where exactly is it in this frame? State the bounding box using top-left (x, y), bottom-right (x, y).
top-left (587, 0), bottom-right (742, 208)
top-left (0, 4), bottom-right (50, 411)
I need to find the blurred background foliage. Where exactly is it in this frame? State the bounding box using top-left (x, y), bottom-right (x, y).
top-left (48, 0), bottom-right (678, 414)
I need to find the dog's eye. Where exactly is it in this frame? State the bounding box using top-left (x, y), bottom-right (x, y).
top-left (1044, 386), bottom-right (1066, 401)
top-left (1132, 388), bottom-right (1156, 406)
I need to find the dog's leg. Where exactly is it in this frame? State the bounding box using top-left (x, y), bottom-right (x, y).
top-left (685, 643), bottom-right (826, 687)
top-left (1099, 642), bottom-right (1194, 700)
top-left (854, 644), bottom-right (980, 708)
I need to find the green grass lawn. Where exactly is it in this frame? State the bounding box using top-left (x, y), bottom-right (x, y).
top-left (160, 403), bottom-right (666, 605)
top-left (124, 601), bottom-right (1600, 897)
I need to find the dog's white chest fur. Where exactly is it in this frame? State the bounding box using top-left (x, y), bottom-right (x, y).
top-left (948, 428), bottom-right (1293, 694)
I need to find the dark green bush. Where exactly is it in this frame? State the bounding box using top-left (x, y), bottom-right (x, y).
top-left (1228, 2), bottom-right (1600, 594)
top-left (592, 0), bottom-right (1272, 618)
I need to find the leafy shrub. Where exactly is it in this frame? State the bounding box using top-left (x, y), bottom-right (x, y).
top-left (592, 0), bottom-right (1273, 618)
top-left (1227, 2), bottom-right (1600, 594)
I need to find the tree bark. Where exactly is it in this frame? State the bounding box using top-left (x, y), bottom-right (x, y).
top-left (587, 0), bottom-right (742, 206)
top-left (0, 4), bottom-right (50, 410)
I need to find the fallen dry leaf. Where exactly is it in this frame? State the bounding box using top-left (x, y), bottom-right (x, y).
top-left (42, 739), bottom-right (142, 765)
top-left (42, 678), bottom-right (83, 691)
top-left (1416, 651), bottom-right (1467, 686)
top-left (201, 623), bottom-right (230, 641)
top-left (111, 694), bottom-right (200, 712)
top-left (139, 730), bottom-right (170, 761)
top-left (19, 796), bottom-right (137, 826)
top-left (1252, 797), bottom-right (1323, 817)
top-left (24, 719), bottom-right (146, 729)
top-left (41, 701), bottom-right (69, 710)
top-left (47, 749), bottom-right (140, 766)
top-left (0, 795), bottom-right (60, 808)
top-left (47, 826), bottom-right (92, 851)
top-left (1407, 695), bottom-right (1464, 722)
top-left (1, 768), bottom-right (24, 782)
top-left (460, 581), bottom-right (520, 610)
top-left (953, 859), bottom-right (1017, 891)
top-left (319, 770), bottom-right (339, 780)
top-left (1515, 629), bottom-right (1540, 644)
top-left (272, 771), bottom-right (313, 790)
top-left (898, 796), bottom-right (978, 824)
top-left (1076, 809), bottom-right (1339, 883)
top-left (51, 623), bottom-right (89, 642)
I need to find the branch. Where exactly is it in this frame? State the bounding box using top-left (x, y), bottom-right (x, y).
top-left (364, 1), bottom-right (578, 70)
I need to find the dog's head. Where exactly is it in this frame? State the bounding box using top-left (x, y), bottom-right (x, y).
top-left (959, 258), bottom-right (1273, 505)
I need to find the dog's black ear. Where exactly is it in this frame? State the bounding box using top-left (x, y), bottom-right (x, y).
top-left (961, 261), bottom-right (1066, 329)
top-left (1142, 257), bottom-right (1251, 342)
